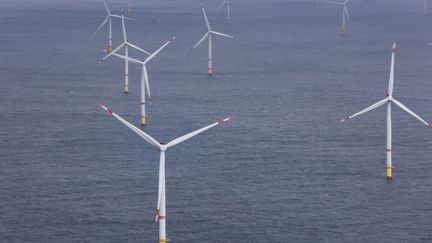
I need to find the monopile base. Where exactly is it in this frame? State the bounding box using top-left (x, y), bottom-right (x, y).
top-left (386, 166), bottom-right (392, 179)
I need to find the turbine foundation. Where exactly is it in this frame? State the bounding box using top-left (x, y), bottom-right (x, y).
top-left (159, 237), bottom-right (166, 243)
top-left (107, 45), bottom-right (113, 53)
top-left (141, 115), bottom-right (146, 126)
top-left (386, 166), bottom-right (392, 179)
top-left (124, 84), bottom-right (129, 93)
top-left (208, 67), bottom-right (213, 76)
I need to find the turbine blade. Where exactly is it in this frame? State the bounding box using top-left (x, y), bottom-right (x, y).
top-left (144, 37), bottom-right (176, 64)
top-left (112, 52), bottom-right (142, 65)
top-left (127, 42), bottom-right (151, 55)
top-left (121, 10), bottom-right (127, 42)
top-left (388, 43), bottom-right (396, 96)
top-left (202, 3), bottom-right (211, 31)
top-left (340, 98), bottom-right (388, 122)
top-left (211, 31), bottom-right (235, 39)
top-left (98, 104), bottom-right (161, 148)
top-left (191, 32), bottom-right (209, 50)
top-left (110, 14), bottom-right (125, 19)
top-left (166, 117), bottom-right (232, 148)
top-left (93, 16), bottom-right (109, 36)
top-left (103, 0), bottom-right (110, 14)
top-left (344, 7), bottom-right (351, 23)
top-left (110, 14), bottom-right (134, 20)
top-left (322, 0), bottom-right (343, 5)
top-left (392, 99), bottom-right (430, 126)
top-left (102, 43), bottom-right (125, 60)
top-left (218, 0), bottom-right (227, 12)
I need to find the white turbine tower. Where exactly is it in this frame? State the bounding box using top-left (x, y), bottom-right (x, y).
top-left (98, 104), bottom-right (232, 243)
top-left (93, 0), bottom-right (133, 53)
top-left (218, 0), bottom-right (231, 25)
top-left (324, 0), bottom-right (350, 35)
top-left (192, 3), bottom-right (236, 76)
top-left (340, 43), bottom-right (432, 179)
top-left (100, 10), bottom-right (151, 93)
top-left (111, 37), bottom-right (176, 126)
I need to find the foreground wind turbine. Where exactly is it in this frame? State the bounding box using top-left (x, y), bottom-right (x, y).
top-left (100, 10), bottom-right (150, 93)
top-left (324, 0), bottom-right (350, 35)
top-left (341, 43), bottom-right (432, 179)
top-left (93, 0), bottom-right (133, 53)
top-left (218, 0), bottom-right (231, 25)
top-left (98, 104), bottom-right (232, 243)
top-left (192, 3), bottom-right (236, 76)
top-left (111, 37), bottom-right (176, 125)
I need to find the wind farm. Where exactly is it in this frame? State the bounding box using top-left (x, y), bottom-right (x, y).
top-left (99, 10), bottom-right (150, 93)
top-left (111, 36), bottom-right (175, 126)
top-left (3, 0), bottom-right (432, 243)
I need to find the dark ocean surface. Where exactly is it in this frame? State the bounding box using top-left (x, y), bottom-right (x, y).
top-left (1, 0), bottom-right (432, 242)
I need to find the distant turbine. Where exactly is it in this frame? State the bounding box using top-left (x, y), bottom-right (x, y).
top-left (324, 0), bottom-right (350, 35)
top-left (112, 37), bottom-right (176, 126)
top-left (341, 43), bottom-right (432, 179)
top-left (98, 104), bottom-right (232, 243)
top-left (192, 3), bottom-right (236, 76)
top-left (128, 0), bottom-right (132, 16)
top-left (218, 0), bottom-right (231, 25)
top-left (100, 10), bottom-right (151, 93)
top-left (93, 0), bottom-right (133, 53)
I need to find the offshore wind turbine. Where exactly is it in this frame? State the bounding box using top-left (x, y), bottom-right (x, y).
top-left (128, 0), bottom-right (132, 16)
top-left (112, 37), bottom-right (176, 126)
top-left (218, 0), bottom-right (231, 25)
top-left (192, 3), bottom-right (236, 76)
top-left (100, 10), bottom-right (151, 93)
top-left (340, 43), bottom-right (432, 179)
top-left (324, 0), bottom-right (350, 35)
top-left (93, 0), bottom-right (133, 53)
top-left (98, 104), bottom-right (232, 243)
